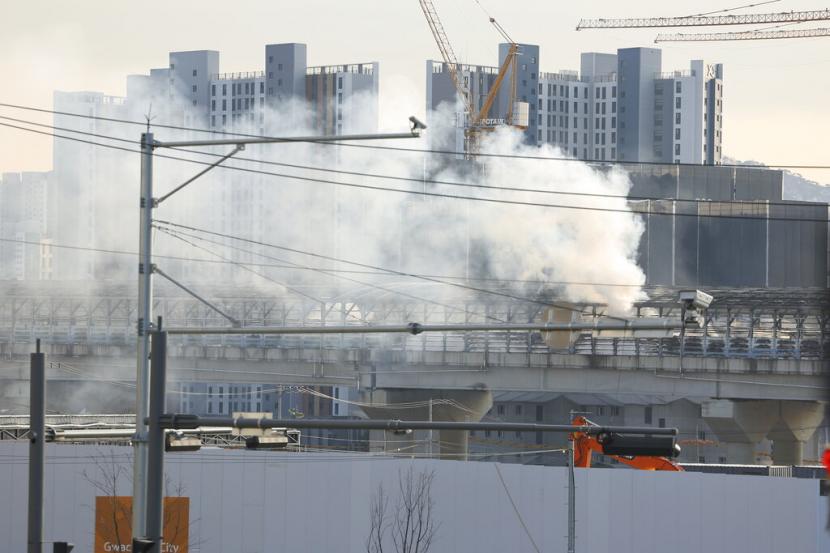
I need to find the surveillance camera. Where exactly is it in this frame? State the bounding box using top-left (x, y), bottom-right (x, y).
top-left (677, 290), bottom-right (713, 311)
top-left (409, 115), bottom-right (427, 132)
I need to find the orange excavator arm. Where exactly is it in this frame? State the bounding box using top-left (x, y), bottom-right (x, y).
top-left (569, 416), bottom-right (684, 472)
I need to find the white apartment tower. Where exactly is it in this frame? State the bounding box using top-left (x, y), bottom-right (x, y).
top-left (427, 45), bottom-right (723, 164)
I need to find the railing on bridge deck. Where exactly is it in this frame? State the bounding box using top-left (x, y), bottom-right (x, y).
top-left (0, 290), bottom-right (826, 361)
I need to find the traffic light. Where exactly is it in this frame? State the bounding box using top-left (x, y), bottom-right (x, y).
top-left (53, 543), bottom-right (74, 553)
top-left (600, 434), bottom-right (680, 458)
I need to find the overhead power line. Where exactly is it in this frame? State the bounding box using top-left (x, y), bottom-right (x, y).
top-left (1, 112), bottom-right (820, 211)
top-left (1, 121), bottom-right (826, 224)
top-left (577, 8), bottom-right (830, 30)
top-left (152, 220), bottom-right (626, 320)
top-left (2, 101), bottom-right (830, 171)
top-left (156, 225), bottom-right (504, 323)
top-left (656, 27), bottom-right (830, 42)
top-left (0, 235), bottom-right (643, 287)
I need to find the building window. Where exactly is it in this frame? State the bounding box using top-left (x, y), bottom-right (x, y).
top-left (268, 55), bottom-right (273, 64)
top-left (218, 401), bottom-right (223, 413)
top-left (675, 97), bottom-right (682, 109)
top-left (699, 456), bottom-right (706, 463)
top-left (191, 85), bottom-right (197, 93)
top-left (698, 430), bottom-right (706, 440)
top-left (515, 405), bottom-right (522, 416)
top-left (611, 406), bottom-right (620, 416)
top-left (535, 405), bottom-right (543, 421)
top-left (611, 102), bottom-right (616, 113)
top-left (675, 128), bottom-right (680, 140)
top-left (260, 82), bottom-right (264, 94)
top-left (658, 418), bottom-right (666, 428)
top-left (675, 112), bottom-right (681, 124)
top-left (192, 69), bottom-right (197, 77)
top-left (211, 84), bottom-right (216, 96)
top-left (515, 431), bottom-right (522, 439)
top-left (676, 81), bottom-right (682, 94)
top-left (645, 406), bottom-right (653, 424)
top-left (497, 404), bottom-right (505, 416)
top-left (597, 406), bottom-right (605, 416)
top-left (674, 144), bottom-right (680, 155)
top-left (485, 430), bottom-right (491, 437)
top-left (278, 63), bottom-right (283, 70)
top-left (208, 403), bottom-right (213, 414)
top-left (211, 99), bottom-right (215, 110)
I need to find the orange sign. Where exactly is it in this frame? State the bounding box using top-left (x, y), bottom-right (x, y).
top-left (94, 496), bottom-right (189, 553)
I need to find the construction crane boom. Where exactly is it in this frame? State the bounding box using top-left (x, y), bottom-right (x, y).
top-left (656, 27), bottom-right (830, 42)
top-left (418, 0), bottom-right (473, 114)
top-left (577, 8), bottom-right (830, 30)
top-left (418, 1), bottom-right (525, 155)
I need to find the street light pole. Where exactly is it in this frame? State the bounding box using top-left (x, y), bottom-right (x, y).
top-left (132, 131), bottom-right (154, 539)
top-left (131, 120), bottom-right (425, 545)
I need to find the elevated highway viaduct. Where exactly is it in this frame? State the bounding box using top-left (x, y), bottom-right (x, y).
top-left (0, 283), bottom-right (826, 463)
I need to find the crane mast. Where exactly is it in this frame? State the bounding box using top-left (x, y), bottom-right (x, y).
top-left (418, 1), bottom-right (526, 155)
top-left (418, 0), bottom-right (473, 116)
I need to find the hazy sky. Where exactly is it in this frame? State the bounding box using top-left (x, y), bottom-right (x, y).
top-left (1, 0), bottom-right (829, 184)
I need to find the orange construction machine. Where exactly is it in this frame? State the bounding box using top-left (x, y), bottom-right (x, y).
top-left (569, 416), bottom-right (684, 471)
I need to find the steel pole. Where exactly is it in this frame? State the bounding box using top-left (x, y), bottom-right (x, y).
top-left (145, 330), bottom-right (167, 553)
top-left (133, 131), bottom-right (154, 541)
top-left (27, 340), bottom-right (45, 553)
top-left (567, 443), bottom-right (576, 553)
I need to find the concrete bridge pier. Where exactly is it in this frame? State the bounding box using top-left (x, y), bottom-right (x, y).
top-left (702, 400), bottom-right (778, 464)
top-left (767, 400), bottom-right (825, 466)
top-left (358, 388), bottom-right (493, 460)
top-left (703, 399), bottom-right (825, 465)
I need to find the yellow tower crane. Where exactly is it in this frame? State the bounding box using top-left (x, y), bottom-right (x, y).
top-left (418, 0), bottom-right (527, 155)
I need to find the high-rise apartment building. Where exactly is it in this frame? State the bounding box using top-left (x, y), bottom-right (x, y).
top-left (0, 172), bottom-right (51, 280)
top-left (127, 43), bottom-right (378, 135)
top-left (427, 45), bottom-right (723, 164)
top-left (49, 43), bottom-right (379, 280)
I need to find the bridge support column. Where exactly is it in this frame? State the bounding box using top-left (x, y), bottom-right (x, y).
top-left (359, 388), bottom-right (493, 460)
top-left (702, 400), bottom-right (778, 464)
top-left (768, 400), bottom-right (824, 466)
top-left (703, 399), bottom-right (825, 465)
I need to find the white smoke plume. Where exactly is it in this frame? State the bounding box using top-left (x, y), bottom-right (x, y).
top-left (46, 85), bottom-right (646, 314)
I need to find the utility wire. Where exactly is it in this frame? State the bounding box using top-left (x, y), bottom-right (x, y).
top-left (2, 101), bottom-right (830, 170)
top-left (1, 120), bottom-right (825, 224)
top-left (156, 224), bottom-right (505, 323)
top-left (3, 112), bottom-right (818, 210)
top-left (153, 219), bottom-right (620, 319)
top-left (494, 463), bottom-right (543, 553)
top-left (0, 235), bottom-right (644, 288)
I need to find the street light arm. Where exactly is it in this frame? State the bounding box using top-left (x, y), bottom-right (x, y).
top-left (156, 144), bottom-right (244, 205)
top-left (152, 266), bottom-right (241, 327)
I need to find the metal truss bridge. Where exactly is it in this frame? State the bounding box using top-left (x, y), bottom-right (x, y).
top-left (0, 282), bottom-right (825, 363)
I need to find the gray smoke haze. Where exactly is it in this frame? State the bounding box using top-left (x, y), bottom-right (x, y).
top-left (51, 86), bottom-right (645, 314)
